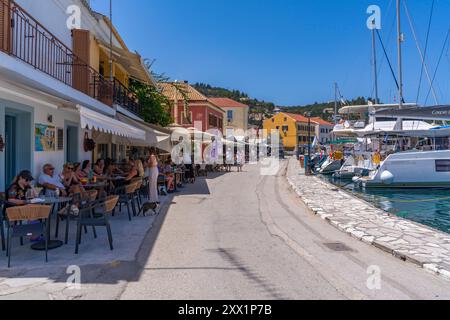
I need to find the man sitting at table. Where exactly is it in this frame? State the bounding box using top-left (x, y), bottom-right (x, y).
top-left (39, 164), bottom-right (67, 197)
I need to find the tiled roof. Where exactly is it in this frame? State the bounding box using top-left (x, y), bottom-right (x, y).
top-left (284, 113), bottom-right (310, 123)
top-left (158, 82), bottom-right (208, 101)
top-left (311, 117), bottom-right (334, 126)
top-left (209, 98), bottom-right (249, 108)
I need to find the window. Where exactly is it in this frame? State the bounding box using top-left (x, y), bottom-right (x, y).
top-left (97, 144), bottom-right (109, 160)
top-left (209, 113), bottom-right (218, 128)
top-left (284, 117), bottom-right (287, 122)
top-left (272, 119), bottom-right (275, 123)
top-left (227, 110), bottom-right (234, 121)
top-left (282, 125), bottom-right (289, 132)
top-left (111, 144), bottom-right (117, 161)
top-left (436, 160), bottom-right (450, 172)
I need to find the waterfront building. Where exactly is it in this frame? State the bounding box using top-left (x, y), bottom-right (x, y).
top-left (263, 112), bottom-right (318, 152)
top-left (0, 0), bottom-right (169, 191)
top-left (159, 82), bottom-right (225, 134)
top-left (208, 98), bottom-right (249, 138)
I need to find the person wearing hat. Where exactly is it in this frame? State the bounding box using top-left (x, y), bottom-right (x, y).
top-left (5, 170), bottom-right (35, 206)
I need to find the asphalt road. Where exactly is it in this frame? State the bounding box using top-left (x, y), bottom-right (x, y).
top-left (118, 160), bottom-right (450, 300)
top-left (5, 160), bottom-right (450, 300)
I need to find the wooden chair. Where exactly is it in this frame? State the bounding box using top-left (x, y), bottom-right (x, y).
top-left (55, 190), bottom-right (98, 244)
top-left (115, 183), bottom-right (139, 221)
top-left (5, 205), bottom-right (52, 268)
top-left (75, 196), bottom-right (119, 254)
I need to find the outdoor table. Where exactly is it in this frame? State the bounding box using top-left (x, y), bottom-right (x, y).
top-left (30, 196), bottom-right (72, 251)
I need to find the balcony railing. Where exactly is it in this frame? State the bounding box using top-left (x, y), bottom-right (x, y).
top-left (0, 0), bottom-right (112, 106)
top-left (113, 78), bottom-right (142, 116)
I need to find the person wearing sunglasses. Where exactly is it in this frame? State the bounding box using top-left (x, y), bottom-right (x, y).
top-left (5, 170), bottom-right (35, 206)
top-left (38, 164), bottom-right (67, 197)
top-left (62, 163), bottom-right (81, 194)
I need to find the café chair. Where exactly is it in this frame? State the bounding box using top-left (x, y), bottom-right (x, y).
top-left (5, 205), bottom-right (52, 268)
top-left (75, 196), bottom-right (119, 254)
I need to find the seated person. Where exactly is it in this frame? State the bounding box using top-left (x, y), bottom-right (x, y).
top-left (124, 160), bottom-right (139, 182)
top-left (5, 170), bottom-right (35, 206)
top-left (163, 161), bottom-right (175, 192)
top-left (39, 164), bottom-right (67, 197)
top-left (94, 159), bottom-right (105, 176)
top-left (81, 160), bottom-right (92, 178)
top-left (61, 163), bottom-right (82, 195)
top-left (74, 163), bottom-right (85, 180)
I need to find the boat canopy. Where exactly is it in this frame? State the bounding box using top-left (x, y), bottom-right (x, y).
top-left (333, 120), bottom-right (435, 138)
top-left (339, 103), bottom-right (418, 115)
top-left (375, 105), bottom-right (450, 121)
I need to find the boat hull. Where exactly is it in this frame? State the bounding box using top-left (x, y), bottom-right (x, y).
top-left (359, 150), bottom-right (450, 189)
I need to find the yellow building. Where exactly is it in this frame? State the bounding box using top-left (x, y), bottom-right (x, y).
top-left (263, 112), bottom-right (317, 151)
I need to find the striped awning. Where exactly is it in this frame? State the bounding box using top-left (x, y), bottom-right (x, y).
top-left (78, 106), bottom-right (146, 140)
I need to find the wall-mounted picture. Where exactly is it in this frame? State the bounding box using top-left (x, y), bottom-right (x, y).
top-left (35, 124), bottom-right (56, 152)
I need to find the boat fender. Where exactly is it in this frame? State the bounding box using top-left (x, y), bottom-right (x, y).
top-left (380, 171), bottom-right (395, 185)
top-left (352, 176), bottom-right (360, 183)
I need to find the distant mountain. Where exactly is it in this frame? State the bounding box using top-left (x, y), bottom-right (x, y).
top-left (192, 82), bottom-right (370, 126)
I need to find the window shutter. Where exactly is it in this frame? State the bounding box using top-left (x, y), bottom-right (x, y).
top-left (72, 29), bottom-right (91, 95)
top-left (57, 128), bottom-right (64, 151)
top-left (0, 0), bottom-right (11, 53)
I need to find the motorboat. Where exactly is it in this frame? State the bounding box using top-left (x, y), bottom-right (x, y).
top-left (353, 150), bottom-right (450, 189)
top-left (333, 155), bottom-right (372, 180)
top-left (318, 157), bottom-right (344, 175)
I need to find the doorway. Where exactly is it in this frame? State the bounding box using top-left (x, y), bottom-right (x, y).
top-left (66, 125), bottom-right (79, 163)
top-left (5, 115), bottom-right (16, 187)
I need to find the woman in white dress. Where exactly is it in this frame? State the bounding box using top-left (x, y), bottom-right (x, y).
top-left (147, 148), bottom-right (159, 204)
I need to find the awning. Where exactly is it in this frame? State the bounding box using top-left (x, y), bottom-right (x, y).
top-left (78, 106), bottom-right (146, 140)
top-left (97, 40), bottom-right (154, 84)
top-left (116, 113), bottom-right (172, 152)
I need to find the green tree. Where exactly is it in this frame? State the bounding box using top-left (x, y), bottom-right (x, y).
top-left (129, 60), bottom-right (173, 127)
top-left (130, 79), bottom-right (173, 127)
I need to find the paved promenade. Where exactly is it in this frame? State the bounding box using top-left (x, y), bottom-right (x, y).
top-left (287, 157), bottom-right (450, 280)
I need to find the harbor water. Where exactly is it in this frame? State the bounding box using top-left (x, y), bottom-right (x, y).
top-left (326, 177), bottom-right (450, 235)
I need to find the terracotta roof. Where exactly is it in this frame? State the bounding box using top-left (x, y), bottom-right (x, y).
top-left (158, 82), bottom-right (208, 101)
top-left (209, 98), bottom-right (249, 109)
top-left (284, 113), bottom-right (310, 123)
top-left (311, 117), bottom-right (334, 126)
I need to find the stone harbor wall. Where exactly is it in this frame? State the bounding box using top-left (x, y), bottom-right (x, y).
top-left (286, 157), bottom-right (450, 280)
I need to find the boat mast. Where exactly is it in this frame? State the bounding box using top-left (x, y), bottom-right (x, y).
top-left (396, 0), bottom-right (404, 131)
top-left (372, 23), bottom-right (379, 104)
top-left (397, 0), bottom-right (404, 109)
top-left (334, 82), bottom-right (338, 125)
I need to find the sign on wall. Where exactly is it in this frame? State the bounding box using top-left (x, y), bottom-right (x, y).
top-left (35, 124), bottom-right (56, 152)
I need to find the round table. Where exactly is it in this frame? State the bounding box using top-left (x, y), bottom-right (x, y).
top-left (30, 196), bottom-right (72, 251)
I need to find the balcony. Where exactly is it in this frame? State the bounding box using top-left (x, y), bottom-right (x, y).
top-left (0, 0), bottom-right (112, 107)
top-left (113, 78), bottom-right (142, 116)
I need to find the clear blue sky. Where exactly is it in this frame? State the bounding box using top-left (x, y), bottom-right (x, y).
top-left (90, 0), bottom-right (450, 106)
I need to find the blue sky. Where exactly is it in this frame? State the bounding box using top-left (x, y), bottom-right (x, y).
top-left (90, 0), bottom-right (450, 106)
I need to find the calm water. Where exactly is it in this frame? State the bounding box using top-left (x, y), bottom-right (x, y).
top-left (325, 176), bottom-right (450, 234)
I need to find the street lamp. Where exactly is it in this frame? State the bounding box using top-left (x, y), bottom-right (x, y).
top-left (305, 112), bottom-right (312, 176)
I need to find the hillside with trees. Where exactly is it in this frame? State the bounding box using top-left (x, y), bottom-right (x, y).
top-left (193, 82), bottom-right (370, 126)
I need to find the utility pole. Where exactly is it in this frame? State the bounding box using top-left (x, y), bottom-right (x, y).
top-left (306, 112), bottom-right (312, 176)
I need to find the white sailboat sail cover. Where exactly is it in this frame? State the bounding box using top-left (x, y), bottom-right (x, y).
top-left (78, 106), bottom-right (146, 140)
